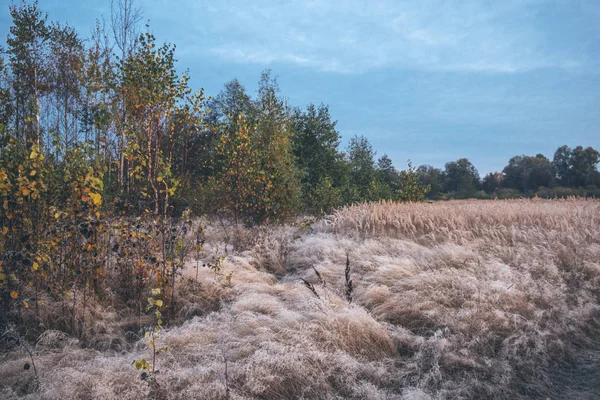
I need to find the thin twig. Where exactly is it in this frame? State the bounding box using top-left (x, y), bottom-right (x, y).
top-left (21, 339), bottom-right (38, 378)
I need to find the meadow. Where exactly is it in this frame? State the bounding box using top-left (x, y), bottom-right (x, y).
top-left (1, 198), bottom-right (599, 399)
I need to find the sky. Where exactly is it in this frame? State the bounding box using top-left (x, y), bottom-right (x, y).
top-left (1, 0), bottom-right (599, 175)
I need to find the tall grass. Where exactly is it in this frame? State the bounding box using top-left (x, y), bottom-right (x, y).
top-left (1, 199), bottom-right (599, 399)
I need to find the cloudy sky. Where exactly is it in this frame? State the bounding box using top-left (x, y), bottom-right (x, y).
top-left (2, 0), bottom-right (599, 174)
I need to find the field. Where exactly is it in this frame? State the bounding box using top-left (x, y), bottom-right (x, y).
top-left (1, 199), bottom-right (600, 399)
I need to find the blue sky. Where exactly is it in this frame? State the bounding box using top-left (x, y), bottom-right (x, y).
top-left (2, 0), bottom-right (599, 175)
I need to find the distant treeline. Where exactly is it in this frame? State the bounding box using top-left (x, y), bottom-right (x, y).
top-left (414, 145), bottom-right (600, 200)
top-left (1, 1), bottom-right (598, 231)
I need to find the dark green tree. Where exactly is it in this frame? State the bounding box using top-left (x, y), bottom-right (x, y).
top-left (481, 172), bottom-right (503, 193)
top-left (552, 145), bottom-right (572, 186)
top-left (552, 145), bottom-right (600, 187)
top-left (417, 165), bottom-right (443, 199)
top-left (291, 103), bottom-right (345, 212)
top-left (443, 158), bottom-right (480, 196)
top-left (570, 146), bottom-right (600, 187)
top-left (346, 134), bottom-right (376, 202)
top-left (208, 78), bottom-right (254, 128)
top-left (502, 154), bottom-right (553, 193)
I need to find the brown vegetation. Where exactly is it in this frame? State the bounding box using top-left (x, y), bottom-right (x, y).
top-left (1, 199), bottom-right (600, 399)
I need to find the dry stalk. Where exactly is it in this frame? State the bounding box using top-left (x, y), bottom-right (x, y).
top-left (312, 266), bottom-right (325, 286)
top-left (345, 253), bottom-right (353, 303)
top-left (300, 278), bottom-right (320, 299)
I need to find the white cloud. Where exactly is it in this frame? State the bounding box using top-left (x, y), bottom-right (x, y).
top-left (157, 0), bottom-right (590, 74)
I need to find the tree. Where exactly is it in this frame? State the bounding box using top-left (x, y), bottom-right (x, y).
top-left (111, 0), bottom-right (142, 60)
top-left (252, 70), bottom-right (300, 222)
top-left (210, 115), bottom-right (263, 223)
top-left (552, 145), bottom-right (571, 186)
top-left (417, 165), bottom-right (443, 199)
top-left (0, 51), bottom-right (12, 135)
top-left (377, 154), bottom-right (399, 188)
top-left (443, 158), bottom-right (479, 196)
top-left (208, 78), bottom-right (254, 128)
top-left (291, 103), bottom-right (344, 212)
top-left (502, 154), bottom-right (553, 193)
top-left (552, 145), bottom-right (600, 187)
top-left (111, 0), bottom-right (142, 191)
top-left (482, 172), bottom-right (503, 193)
top-left (120, 28), bottom-right (203, 215)
top-left (48, 22), bottom-right (84, 155)
top-left (347, 135), bottom-right (376, 202)
top-left (80, 20), bottom-right (114, 166)
top-left (570, 146), bottom-right (600, 187)
top-left (398, 160), bottom-right (430, 202)
top-left (7, 0), bottom-right (50, 146)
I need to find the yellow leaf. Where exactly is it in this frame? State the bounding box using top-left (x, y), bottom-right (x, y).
top-left (92, 177), bottom-right (103, 190)
top-left (29, 150), bottom-right (38, 159)
top-left (29, 170), bottom-right (36, 176)
top-left (23, 301), bottom-right (29, 309)
top-left (154, 299), bottom-right (163, 307)
top-left (32, 262), bottom-right (39, 271)
top-left (21, 187), bottom-right (31, 196)
top-left (10, 291), bottom-right (18, 299)
top-left (1, 227), bottom-right (7, 235)
top-left (90, 192), bottom-right (102, 206)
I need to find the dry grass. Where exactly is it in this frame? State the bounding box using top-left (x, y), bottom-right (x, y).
top-left (1, 199), bottom-right (600, 399)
